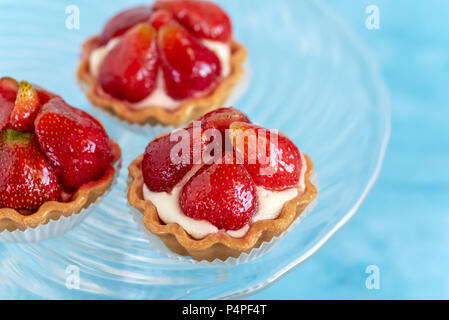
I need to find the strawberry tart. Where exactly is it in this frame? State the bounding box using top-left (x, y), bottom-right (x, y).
top-left (128, 107), bottom-right (317, 262)
top-left (78, 0), bottom-right (247, 126)
top-left (0, 77), bottom-right (121, 240)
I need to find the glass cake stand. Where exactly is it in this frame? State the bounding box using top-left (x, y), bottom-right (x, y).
top-left (0, 0), bottom-right (390, 299)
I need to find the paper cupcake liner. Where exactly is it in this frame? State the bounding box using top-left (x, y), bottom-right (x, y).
top-left (0, 165), bottom-right (119, 244)
top-left (130, 172), bottom-right (319, 266)
top-left (0, 210), bottom-right (90, 243)
top-left (92, 60), bottom-right (251, 136)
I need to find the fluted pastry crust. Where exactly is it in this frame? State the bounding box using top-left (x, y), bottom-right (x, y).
top-left (0, 140), bottom-right (121, 232)
top-left (128, 153), bottom-right (317, 262)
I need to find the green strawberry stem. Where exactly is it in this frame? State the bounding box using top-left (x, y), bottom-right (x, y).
top-left (2, 129), bottom-right (32, 142)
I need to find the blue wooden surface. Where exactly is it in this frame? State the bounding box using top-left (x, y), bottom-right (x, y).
top-left (253, 0), bottom-right (449, 299)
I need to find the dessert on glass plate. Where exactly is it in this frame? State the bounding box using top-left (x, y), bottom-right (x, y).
top-left (78, 0), bottom-right (247, 126)
top-left (128, 107), bottom-right (317, 262)
top-left (0, 77), bottom-right (121, 242)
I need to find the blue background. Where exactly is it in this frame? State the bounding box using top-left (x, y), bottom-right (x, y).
top-left (253, 0), bottom-right (449, 299)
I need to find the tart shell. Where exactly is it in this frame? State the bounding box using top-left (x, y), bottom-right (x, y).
top-left (128, 153), bottom-right (318, 262)
top-left (0, 140), bottom-right (121, 233)
top-left (77, 36), bottom-right (247, 127)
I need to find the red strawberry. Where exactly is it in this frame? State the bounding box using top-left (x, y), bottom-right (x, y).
top-left (0, 96), bottom-right (14, 131)
top-left (229, 122), bottom-right (302, 191)
top-left (99, 23), bottom-right (159, 103)
top-left (99, 6), bottom-right (152, 46)
top-left (0, 130), bottom-right (59, 211)
top-left (154, 0), bottom-right (232, 42)
top-left (159, 21), bottom-right (221, 100)
top-left (192, 107), bottom-right (251, 160)
top-left (180, 162), bottom-right (257, 231)
top-left (0, 77), bottom-right (18, 131)
top-left (150, 9), bottom-right (174, 30)
top-left (35, 86), bottom-right (58, 105)
top-left (9, 80), bottom-right (41, 132)
top-left (34, 97), bottom-right (113, 192)
top-left (143, 124), bottom-right (206, 193)
top-left (0, 77), bottom-right (19, 103)
top-left (199, 107), bottom-right (250, 133)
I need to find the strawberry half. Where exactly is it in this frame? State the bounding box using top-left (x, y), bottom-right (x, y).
top-left (180, 162), bottom-right (257, 231)
top-left (154, 0), bottom-right (232, 42)
top-left (229, 122), bottom-right (302, 191)
top-left (159, 21), bottom-right (221, 100)
top-left (98, 6), bottom-right (152, 46)
top-left (143, 124), bottom-right (204, 193)
top-left (0, 78), bottom-right (18, 130)
top-left (194, 107), bottom-right (251, 159)
top-left (150, 9), bottom-right (174, 30)
top-left (0, 77), bottom-right (19, 103)
top-left (9, 80), bottom-right (41, 132)
top-left (99, 23), bottom-right (159, 103)
top-left (35, 85), bottom-right (58, 106)
top-left (0, 130), bottom-right (59, 211)
top-left (0, 96), bottom-right (14, 131)
top-left (199, 107), bottom-right (250, 133)
top-left (34, 97), bottom-right (113, 192)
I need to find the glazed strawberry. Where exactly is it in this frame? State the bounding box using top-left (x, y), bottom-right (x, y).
top-left (0, 130), bottom-right (59, 211)
top-left (0, 96), bottom-right (14, 131)
top-left (99, 6), bottom-right (152, 46)
top-left (0, 77), bottom-right (19, 103)
top-left (35, 86), bottom-right (58, 105)
top-left (9, 80), bottom-right (41, 132)
top-left (199, 107), bottom-right (250, 133)
top-left (154, 0), bottom-right (232, 42)
top-left (34, 97), bottom-right (113, 192)
top-left (0, 78), bottom-right (17, 130)
top-left (180, 162), bottom-right (257, 231)
top-left (150, 9), bottom-right (174, 30)
top-left (143, 129), bottom-right (196, 193)
top-left (193, 107), bottom-right (251, 159)
top-left (99, 23), bottom-right (159, 103)
top-left (229, 122), bottom-right (302, 191)
top-left (159, 21), bottom-right (221, 100)
top-left (0, 78), bottom-right (56, 106)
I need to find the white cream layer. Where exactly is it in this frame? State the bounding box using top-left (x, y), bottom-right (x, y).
top-left (143, 153), bottom-right (307, 240)
top-left (89, 37), bottom-right (231, 110)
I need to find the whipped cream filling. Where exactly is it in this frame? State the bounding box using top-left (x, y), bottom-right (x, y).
top-left (143, 153), bottom-right (308, 240)
top-left (89, 37), bottom-right (231, 110)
